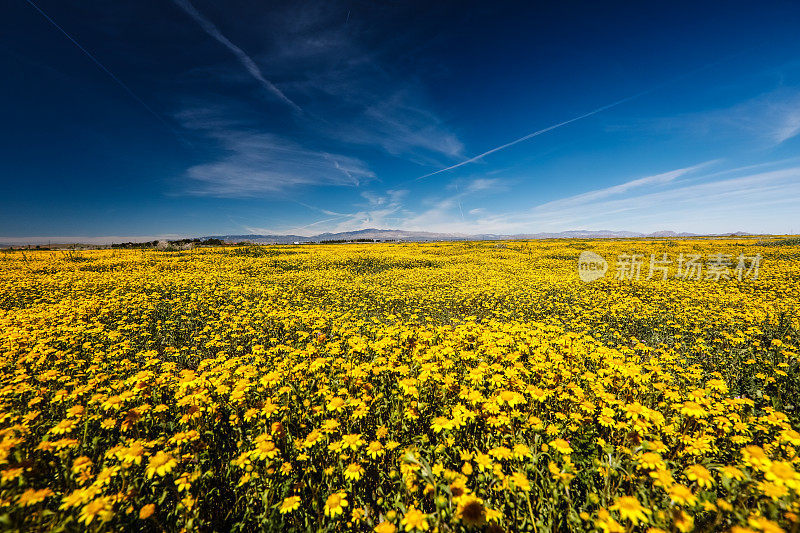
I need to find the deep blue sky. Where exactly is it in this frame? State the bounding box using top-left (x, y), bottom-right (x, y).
top-left (2, 0), bottom-right (800, 241)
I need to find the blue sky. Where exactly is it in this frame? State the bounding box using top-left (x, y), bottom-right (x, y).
top-left (2, 0), bottom-right (800, 241)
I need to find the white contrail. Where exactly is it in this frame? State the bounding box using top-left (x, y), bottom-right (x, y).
top-left (23, 0), bottom-right (177, 133)
top-left (414, 50), bottom-right (753, 182)
top-left (415, 90), bottom-right (650, 181)
top-left (286, 214), bottom-right (351, 234)
top-left (172, 0), bottom-right (301, 113)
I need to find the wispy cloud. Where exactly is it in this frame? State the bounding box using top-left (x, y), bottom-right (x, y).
top-left (261, 10), bottom-right (463, 162)
top-left (767, 99), bottom-right (800, 145)
top-left (247, 213), bottom-right (355, 236)
top-left (172, 0), bottom-right (301, 112)
top-left (315, 179), bottom-right (504, 234)
top-left (182, 132), bottom-right (373, 197)
top-left (534, 161), bottom-right (717, 211)
top-left (293, 162), bottom-right (800, 235)
top-left (471, 163), bottom-right (800, 234)
top-left (176, 107), bottom-right (373, 197)
top-left (335, 90), bottom-right (464, 160)
top-left (615, 88), bottom-right (800, 148)
top-left (716, 89), bottom-right (800, 145)
top-left (306, 189), bottom-right (410, 234)
top-left (170, 2), bottom-right (463, 197)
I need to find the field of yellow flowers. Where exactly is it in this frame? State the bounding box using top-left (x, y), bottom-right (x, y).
top-left (1, 238), bottom-right (799, 532)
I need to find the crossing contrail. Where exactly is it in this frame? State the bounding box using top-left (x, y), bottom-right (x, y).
top-left (24, 0), bottom-right (178, 134)
top-left (172, 0), bottom-right (302, 113)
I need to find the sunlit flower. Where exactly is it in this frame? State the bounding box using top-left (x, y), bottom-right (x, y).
top-left (549, 438), bottom-right (573, 455)
top-left (765, 461), bottom-right (797, 487)
top-left (279, 496), bottom-right (301, 514)
top-left (374, 521), bottom-right (397, 533)
top-left (510, 471), bottom-right (531, 492)
top-left (18, 488), bottom-right (54, 507)
top-left (610, 496), bottom-right (650, 525)
top-left (146, 451), bottom-right (177, 479)
top-left (401, 506), bottom-right (429, 531)
top-left (721, 466), bottom-right (745, 481)
top-left (684, 464), bottom-right (714, 488)
top-left (344, 462), bottom-right (365, 481)
top-left (324, 492), bottom-right (348, 517)
top-left (668, 485), bottom-right (697, 506)
top-left (79, 497), bottom-right (112, 525)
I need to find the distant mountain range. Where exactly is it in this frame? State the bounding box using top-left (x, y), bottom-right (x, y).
top-left (0, 229), bottom-right (761, 247)
top-left (206, 228), bottom-right (755, 244)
